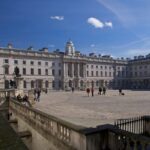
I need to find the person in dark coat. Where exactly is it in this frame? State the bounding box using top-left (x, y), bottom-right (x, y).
top-left (86, 88), bottom-right (90, 97)
top-left (37, 89), bottom-right (41, 102)
top-left (91, 87), bottom-right (94, 97)
top-left (102, 87), bottom-right (106, 95)
top-left (119, 88), bottom-right (122, 95)
top-left (98, 87), bottom-right (102, 95)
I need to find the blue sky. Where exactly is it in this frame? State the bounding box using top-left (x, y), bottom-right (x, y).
top-left (0, 0), bottom-right (150, 57)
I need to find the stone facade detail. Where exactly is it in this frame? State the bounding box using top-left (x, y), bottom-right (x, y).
top-left (0, 40), bottom-right (150, 90)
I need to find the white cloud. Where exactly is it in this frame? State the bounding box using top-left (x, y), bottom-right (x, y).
top-left (50, 16), bottom-right (64, 21)
top-left (87, 17), bottom-right (104, 28)
top-left (97, 0), bottom-right (135, 27)
top-left (105, 21), bottom-right (113, 28)
top-left (90, 44), bottom-right (95, 47)
top-left (87, 17), bottom-right (113, 29)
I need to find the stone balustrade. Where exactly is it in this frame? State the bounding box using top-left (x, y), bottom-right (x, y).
top-left (9, 99), bottom-right (86, 150)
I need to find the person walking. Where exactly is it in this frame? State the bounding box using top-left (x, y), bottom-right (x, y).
top-left (86, 88), bottom-right (90, 97)
top-left (102, 87), bottom-right (106, 95)
top-left (34, 88), bottom-right (37, 101)
top-left (71, 87), bottom-right (74, 93)
top-left (119, 88), bottom-right (122, 95)
top-left (37, 89), bottom-right (41, 102)
top-left (98, 87), bottom-right (102, 95)
top-left (91, 87), bottom-right (94, 97)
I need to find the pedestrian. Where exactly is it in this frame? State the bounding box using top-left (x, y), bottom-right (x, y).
top-left (102, 87), bottom-right (106, 95)
top-left (119, 88), bottom-right (122, 95)
top-left (98, 87), bottom-right (102, 95)
top-left (86, 88), bottom-right (90, 97)
top-left (91, 87), bottom-right (94, 97)
top-left (71, 87), bottom-right (74, 93)
top-left (37, 89), bottom-right (41, 102)
top-left (34, 88), bottom-right (37, 101)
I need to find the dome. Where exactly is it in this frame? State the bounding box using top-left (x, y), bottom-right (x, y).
top-left (65, 40), bottom-right (75, 56)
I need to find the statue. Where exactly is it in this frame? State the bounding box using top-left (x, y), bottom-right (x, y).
top-left (14, 66), bottom-right (20, 77)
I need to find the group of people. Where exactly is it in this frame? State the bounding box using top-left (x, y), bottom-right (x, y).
top-left (34, 88), bottom-right (41, 102)
top-left (86, 87), bottom-right (106, 97)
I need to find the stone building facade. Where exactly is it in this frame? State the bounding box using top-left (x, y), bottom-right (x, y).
top-left (0, 41), bottom-right (150, 90)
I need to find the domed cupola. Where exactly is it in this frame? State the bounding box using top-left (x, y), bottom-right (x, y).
top-left (65, 40), bottom-right (75, 56)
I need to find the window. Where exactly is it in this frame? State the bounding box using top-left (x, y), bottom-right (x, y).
top-left (105, 71), bottom-right (107, 77)
top-left (59, 70), bottom-right (61, 76)
top-left (59, 80), bottom-right (61, 88)
top-left (45, 69), bottom-right (48, 75)
top-left (101, 71), bottom-right (103, 77)
top-left (23, 60), bottom-right (26, 65)
top-left (52, 69), bottom-right (55, 76)
top-left (87, 71), bottom-right (89, 77)
top-left (101, 66), bottom-right (103, 69)
top-left (91, 71), bottom-right (94, 76)
top-left (4, 59), bottom-right (9, 63)
top-left (4, 67), bottom-right (9, 75)
top-left (45, 62), bottom-right (48, 66)
top-left (30, 61), bottom-right (34, 65)
top-left (91, 65), bottom-right (93, 69)
top-left (96, 71), bottom-right (98, 76)
top-left (38, 69), bottom-right (41, 75)
top-left (14, 60), bottom-right (18, 64)
top-left (31, 80), bottom-right (34, 88)
top-left (96, 81), bottom-right (99, 86)
top-left (45, 81), bottom-right (49, 88)
top-left (105, 66), bottom-right (107, 69)
top-left (52, 62), bottom-right (55, 66)
top-left (38, 61), bottom-right (41, 65)
top-left (23, 68), bottom-right (26, 75)
top-left (23, 80), bottom-right (27, 88)
top-left (96, 65), bottom-right (98, 69)
top-left (58, 63), bottom-right (61, 67)
top-left (52, 80), bottom-right (55, 88)
top-left (87, 65), bottom-right (89, 68)
top-left (109, 72), bottom-right (111, 77)
top-left (31, 68), bottom-right (34, 75)
top-left (144, 66), bottom-right (147, 69)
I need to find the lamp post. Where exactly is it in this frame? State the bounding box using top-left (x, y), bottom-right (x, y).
top-left (2, 64), bottom-right (9, 89)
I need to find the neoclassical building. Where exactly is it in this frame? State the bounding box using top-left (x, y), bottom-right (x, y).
top-left (0, 40), bottom-right (150, 90)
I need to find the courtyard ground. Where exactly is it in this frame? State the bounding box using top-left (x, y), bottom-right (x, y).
top-left (34, 90), bottom-right (150, 127)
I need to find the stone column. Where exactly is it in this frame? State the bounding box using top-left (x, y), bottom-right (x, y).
top-left (72, 63), bottom-right (74, 78)
top-left (65, 63), bottom-right (68, 77)
top-left (77, 63), bottom-right (80, 77)
top-left (83, 63), bottom-right (86, 78)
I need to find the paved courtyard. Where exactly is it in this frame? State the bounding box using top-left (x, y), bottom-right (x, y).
top-left (34, 90), bottom-right (150, 127)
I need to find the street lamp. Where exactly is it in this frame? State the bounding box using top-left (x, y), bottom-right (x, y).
top-left (2, 64), bottom-right (9, 89)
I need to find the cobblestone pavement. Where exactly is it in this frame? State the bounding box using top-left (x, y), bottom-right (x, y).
top-left (34, 90), bottom-right (150, 127)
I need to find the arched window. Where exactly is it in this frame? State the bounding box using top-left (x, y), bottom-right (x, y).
top-left (96, 81), bottom-right (99, 86)
top-left (31, 80), bottom-right (34, 88)
top-left (45, 81), bottom-right (49, 88)
top-left (24, 80), bottom-right (27, 88)
top-left (69, 80), bottom-right (72, 87)
top-left (59, 80), bottom-right (61, 88)
top-left (80, 80), bottom-right (84, 87)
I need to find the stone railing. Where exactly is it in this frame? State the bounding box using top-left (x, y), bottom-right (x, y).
top-left (9, 99), bottom-right (150, 150)
top-left (107, 126), bottom-right (150, 150)
top-left (9, 100), bottom-right (87, 150)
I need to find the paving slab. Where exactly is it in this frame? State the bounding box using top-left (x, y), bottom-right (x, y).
top-left (34, 90), bottom-right (150, 127)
